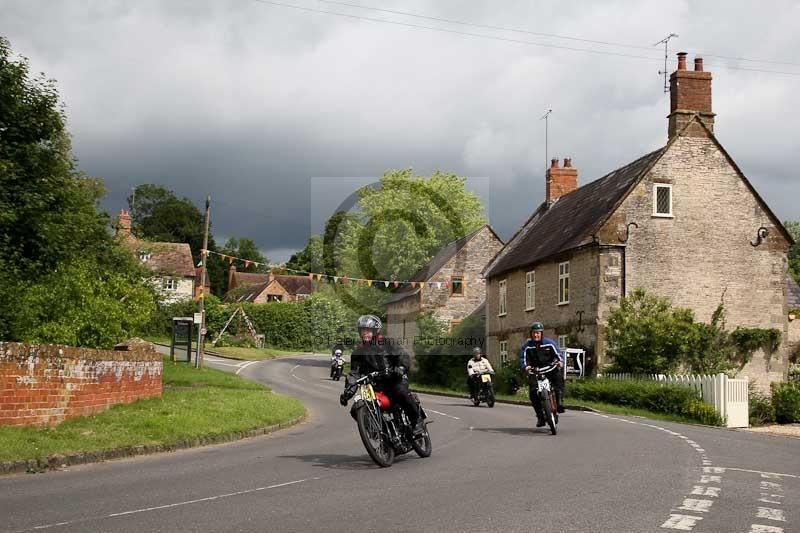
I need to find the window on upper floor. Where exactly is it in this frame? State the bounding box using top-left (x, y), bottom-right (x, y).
top-left (498, 279), bottom-right (507, 316)
top-left (138, 250), bottom-right (151, 263)
top-left (450, 320), bottom-right (461, 332)
top-left (558, 262), bottom-right (570, 305)
top-left (499, 340), bottom-right (508, 364)
top-left (162, 277), bottom-right (177, 291)
top-left (525, 270), bottom-right (536, 311)
top-left (450, 276), bottom-right (464, 296)
top-left (653, 183), bottom-right (673, 217)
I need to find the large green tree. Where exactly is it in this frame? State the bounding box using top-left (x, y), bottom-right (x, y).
top-left (220, 237), bottom-right (269, 273)
top-left (0, 36), bottom-right (155, 345)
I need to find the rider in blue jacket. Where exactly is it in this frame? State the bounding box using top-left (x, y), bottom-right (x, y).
top-left (519, 321), bottom-right (565, 426)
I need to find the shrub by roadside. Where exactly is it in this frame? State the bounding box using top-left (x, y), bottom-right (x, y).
top-left (0, 358), bottom-right (305, 464)
top-left (566, 379), bottom-right (724, 426)
top-left (771, 381), bottom-right (800, 424)
top-left (748, 384), bottom-right (776, 426)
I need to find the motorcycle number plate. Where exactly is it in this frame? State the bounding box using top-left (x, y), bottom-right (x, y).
top-left (360, 384), bottom-right (376, 401)
top-left (337, 360), bottom-right (344, 366)
top-left (537, 379), bottom-right (551, 393)
top-left (481, 374), bottom-right (492, 383)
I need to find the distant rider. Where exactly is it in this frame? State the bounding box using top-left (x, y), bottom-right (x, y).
top-left (339, 315), bottom-right (424, 436)
top-left (467, 346), bottom-right (494, 400)
top-left (519, 322), bottom-right (565, 427)
top-left (330, 347), bottom-right (344, 379)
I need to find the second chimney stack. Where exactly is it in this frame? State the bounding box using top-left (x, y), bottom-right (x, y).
top-left (546, 158), bottom-right (578, 204)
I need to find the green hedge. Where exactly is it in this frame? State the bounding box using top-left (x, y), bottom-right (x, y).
top-left (771, 381), bottom-right (800, 424)
top-left (567, 379), bottom-right (724, 426)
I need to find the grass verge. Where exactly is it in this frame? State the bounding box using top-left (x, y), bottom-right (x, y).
top-left (210, 346), bottom-right (310, 361)
top-left (0, 358), bottom-right (305, 463)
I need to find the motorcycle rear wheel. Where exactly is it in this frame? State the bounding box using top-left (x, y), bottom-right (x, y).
top-left (540, 391), bottom-right (557, 435)
top-left (356, 404), bottom-right (395, 467)
top-left (411, 422), bottom-right (432, 458)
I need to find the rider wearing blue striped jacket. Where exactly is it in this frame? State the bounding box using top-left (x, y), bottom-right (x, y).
top-left (519, 321), bottom-right (565, 426)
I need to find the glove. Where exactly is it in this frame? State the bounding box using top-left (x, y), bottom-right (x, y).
top-left (393, 365), bottom-right (407, 377)
top-left (339, 393), bottom-right (348, 406)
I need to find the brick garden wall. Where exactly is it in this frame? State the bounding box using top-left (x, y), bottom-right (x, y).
top-left (0, 342), bottom-right (162, 426)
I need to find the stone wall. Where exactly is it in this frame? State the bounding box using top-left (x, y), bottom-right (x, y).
top-left (485, 248), bottom-right (600, 368)
top-left (0, 343), bottom-right (162, 426)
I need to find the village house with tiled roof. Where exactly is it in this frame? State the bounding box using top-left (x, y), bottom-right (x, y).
top-left (225, 266), bottom-right (315, 303)
top-left (115, 209), bottom-right (197, 303)
top-left (385, 225), bottom-right (503, 343)
top-left (483, 54), bottom-right (795, 389)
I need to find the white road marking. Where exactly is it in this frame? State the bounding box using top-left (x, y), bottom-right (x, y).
top-left (235, 360), bottom-right (259, 375)
top-left (759, 495), bottom-right (784, 505)
top-left (760, 481), bottom-right (784, 491)
top-left (756, 507), bottom-right (786, 522)
top-left (678, 499), bottom-right (714, 513)
top-left (290, 364), bottom-right (307, 382)
top-left (761, 473), bottom-right (782, 479)
top-left (698, 475), bottom-right (721, 484)
top-left (427, 409), bottom-right (460, 420)
top-left (660, 514), bottom-right (703, 530)
top-left (703, 467), bottom-right (725, 474)
top-left (205, 360), bottom-right (242, 367)
top-left (25, 478), bottom-right (319, 531)
top-left (749, 525), bottom-right (784, 533)
top-left (691, 486), bottom-right (720, 497)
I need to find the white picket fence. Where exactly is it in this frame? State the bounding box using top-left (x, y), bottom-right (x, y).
top-left (598, 372), bottom-right (749, 428)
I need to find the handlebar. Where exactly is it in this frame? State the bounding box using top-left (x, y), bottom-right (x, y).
top-left (354, 370), bottom-right (386, 384)
top-left (527, 363), bottom-right (558, 375)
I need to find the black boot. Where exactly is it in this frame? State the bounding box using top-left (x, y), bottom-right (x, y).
top-left (535, 410), bottom-right (546, 427)
top-left (556, 390), bottom-right (565, 413)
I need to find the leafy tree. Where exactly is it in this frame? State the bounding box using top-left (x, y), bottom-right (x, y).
top-left (0, 36), bottom-right (156, 345)
top-left (220, 237), bottom-right (269, 273)
top-left (682, 304), bottom-right (737, 375)
top-left (285, 234), bottom-right (323, 274)
top-left (606, 289), bottom-right (695, 374)
top-left (785, 220), bottom-right (800, 284)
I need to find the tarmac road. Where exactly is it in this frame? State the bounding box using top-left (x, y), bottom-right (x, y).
top-left (1, 353), bottom-right (797, 532)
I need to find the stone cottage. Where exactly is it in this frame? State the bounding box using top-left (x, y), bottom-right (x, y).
top-left (483, 54), bottom-right (795, 388)
top-left (115, 210), bottom-right (196, 303)
top-left (225, 266), bottom-right (315, 303)
top-left (385, 225), bottom-right (503, 343)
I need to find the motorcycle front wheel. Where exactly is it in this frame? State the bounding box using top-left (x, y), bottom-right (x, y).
top-left (540, 390), bottom-right (557, 435)
top-left (411, 421), bottom-right (432, 458)
top-left (356, 404), bottom-right (395, 467)
top-left (486, 387), bottom-right (495, 408)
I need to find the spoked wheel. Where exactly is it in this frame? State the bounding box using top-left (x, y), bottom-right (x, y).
top-left (541, 391), bottom-right (557, 435)
top-left (411, 421), bottom-right (432, 458)
top-left (356, 403), bottom-right (395, 467)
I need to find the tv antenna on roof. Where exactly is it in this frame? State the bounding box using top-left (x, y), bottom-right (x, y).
top-left (540, 109), bottom-right (552, 177)
top-left (655, 33), bottom-right (679, 93)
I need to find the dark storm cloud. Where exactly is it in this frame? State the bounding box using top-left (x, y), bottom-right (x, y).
top-left (3, 0), bottom-right (799, 261)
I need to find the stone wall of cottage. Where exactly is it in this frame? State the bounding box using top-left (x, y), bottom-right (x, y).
top-left (386, 294), bottom-right (422, 343)
top-left (598, 134), bottom-right (791, 389)
top-left (156, 277), bottom-right (194, 304)
top-left (0, 342), bottom-right (162, 426)
top-left (485, 248), bottom-right (601, 369)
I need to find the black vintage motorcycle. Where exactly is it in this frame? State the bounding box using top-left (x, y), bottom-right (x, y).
top-left (470, 371), bottom-right (496, 407)
top-left (528, 363), bottom-right (559, 435)
top-left (348, 371), bottom-right (432, 467)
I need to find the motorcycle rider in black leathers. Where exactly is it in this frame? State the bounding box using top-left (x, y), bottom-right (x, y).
top-left (520, 321), bottom-right (565, 427)
top-left (339, 315), bottom-right (424, 436)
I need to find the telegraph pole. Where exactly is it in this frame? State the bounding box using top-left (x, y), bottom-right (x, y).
top-left (196, 195), bottom-right (211, 369)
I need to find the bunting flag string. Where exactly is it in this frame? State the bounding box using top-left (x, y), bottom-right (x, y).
top-left (200, 248), bottom-right (459, 290)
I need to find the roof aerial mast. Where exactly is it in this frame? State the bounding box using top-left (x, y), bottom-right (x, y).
top-left (655, 33), bottom-right (679, 93)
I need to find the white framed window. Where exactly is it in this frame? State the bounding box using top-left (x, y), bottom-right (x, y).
top-left (138, 251), bottom-right (151, 263)
top-left (653, 183), bottom-right (673, 217)
top-left (296, 293), bottom-right (310, 300)
top-left (498, 279), bottom-right (507, 316)
top-left (499, 340), bottom-right (508, 364)
top-left (162, 277), bottom-right (178, 291)
top-left (525, 270), bottom-right (536, 311)
top-left (558, 261), bottom-right (570, 305)
top-left (558, 335), bottom-right (569, 349)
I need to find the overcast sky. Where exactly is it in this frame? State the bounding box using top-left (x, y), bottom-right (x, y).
top-left (4, 0), bottom-right (799, 261)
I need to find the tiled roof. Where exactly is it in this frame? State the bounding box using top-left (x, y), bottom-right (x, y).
top-left (484, 148), bottom-right (666, 278)
top-left (229, 275), bottom-right (315, 303)
top-left (138, 242), bottom-right (196, 278)
top-left (233, 271), bottom-right (271, 287)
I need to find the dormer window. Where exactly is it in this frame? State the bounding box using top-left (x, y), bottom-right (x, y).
top-left (138, 250), bottom-right (151, 263)
top-left (653, 184), bottom-right (673, 217)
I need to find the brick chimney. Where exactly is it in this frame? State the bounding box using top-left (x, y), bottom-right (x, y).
top-left (546, 157), bottom-right (578, 204)
top-left (115, 209), bottom-right (132, 237)
top-left (668, 52), bottom-right (715, 139)
top-left (228, 265), bottom-right (238, 291)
